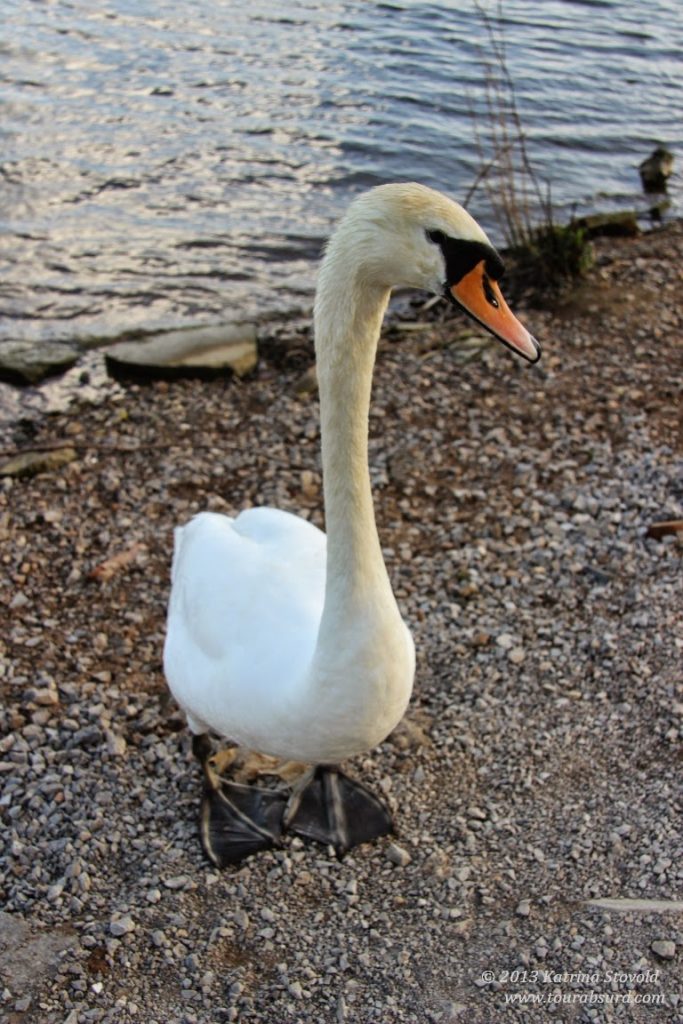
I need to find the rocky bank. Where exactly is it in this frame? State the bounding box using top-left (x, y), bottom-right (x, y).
top-left (0, 224), bottom-right (682, 1023)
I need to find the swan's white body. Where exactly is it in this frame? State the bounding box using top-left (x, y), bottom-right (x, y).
top-left (164, 183), bottom-right (538, 767)
top-left (165, 503), bottom-right (413, 762)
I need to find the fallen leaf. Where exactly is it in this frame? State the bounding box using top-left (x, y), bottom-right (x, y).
top-left (89, 542), bottom-right (147, 582)
top-left (646, 519), bottom-right (683, 540)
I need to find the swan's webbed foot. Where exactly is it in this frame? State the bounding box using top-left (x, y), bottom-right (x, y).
top-left (193, 734), bottom-right (287, 868)
top-left (200, 780), bottom-right (287, 868)
top-left (191, 737), bottom-right (392, 864)
top-left (284, 766), bottom-right (393, 856)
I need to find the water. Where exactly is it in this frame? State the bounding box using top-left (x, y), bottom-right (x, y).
top-left (1, 0), bottom-right (682, 352)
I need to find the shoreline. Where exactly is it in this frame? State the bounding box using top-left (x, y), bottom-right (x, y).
top-left (2, 214), bottom-right (679, 438)
top-left (0, 222), bottom-right (682, 1022)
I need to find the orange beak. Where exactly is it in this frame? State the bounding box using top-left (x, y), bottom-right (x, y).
top-left (450, 260), bottom-right (540, 363)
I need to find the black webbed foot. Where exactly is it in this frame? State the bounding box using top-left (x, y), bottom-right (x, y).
top-left (200, 780), bottom-right (287, 868)
top-left (284, 766), bottom-right (393, 856)
top-left (193, 733), bottom-right (287, 867)
top-left (191, 735), bottom-right (393, 864)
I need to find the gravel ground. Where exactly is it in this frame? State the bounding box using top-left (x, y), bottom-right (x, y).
top-left (1, 224), bottom-right (682, 1023)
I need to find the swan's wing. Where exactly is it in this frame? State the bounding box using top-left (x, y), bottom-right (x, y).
top-left (164, 509), bottom-right (326, 724)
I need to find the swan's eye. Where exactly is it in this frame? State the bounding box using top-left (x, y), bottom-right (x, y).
top-left (427, 229), bottom-right (446, 246)
top-left (483, 273), bottom-right (499, 308)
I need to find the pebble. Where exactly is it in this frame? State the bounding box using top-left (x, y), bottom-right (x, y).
top-left (33, 687), bottom-right (59, 706)
top-left (47, 882), bottom-right (65, 902)
top-left (163, 875), bottom-right (190, 890)
top-left (105, 730), bottom-right (127, 757)
top-left (109, 915), bottom-right (136, 937)
top-left (651, 940), bottom-right (676, 960)
top-left (386, 843), bottom-right (412, 867)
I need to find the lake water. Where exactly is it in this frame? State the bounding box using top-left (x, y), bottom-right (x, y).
top-left (1, 0), bottom-right (682, 351)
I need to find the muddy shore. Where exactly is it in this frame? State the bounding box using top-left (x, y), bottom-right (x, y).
top-left (1, 224), bottom-right (682, 1023)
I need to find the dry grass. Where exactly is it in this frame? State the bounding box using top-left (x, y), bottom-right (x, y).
top-left (467, 2), bottom-right (592, 297)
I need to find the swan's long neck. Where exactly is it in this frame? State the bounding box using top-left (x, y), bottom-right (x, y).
top-left (301, 214), bottom-right (414, 759)
top-left (314, 261), bottom-right (392, 615)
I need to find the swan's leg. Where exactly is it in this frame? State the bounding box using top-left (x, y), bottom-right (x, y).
top-left (192, 734), bottom-right (287, 867)
top-left (284, 766), bottom-right (393, 856)
top-left (232, 752), bottom-right (308, 785)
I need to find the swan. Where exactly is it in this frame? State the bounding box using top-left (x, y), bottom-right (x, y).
top-left (164, 182), bottom-right (540, 866)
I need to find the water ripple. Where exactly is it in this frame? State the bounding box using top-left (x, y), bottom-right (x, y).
top-left (0, 0), bottom-right (681, 349)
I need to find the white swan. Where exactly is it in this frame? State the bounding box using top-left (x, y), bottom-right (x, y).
top-left (164, 183), bottom-right (539, 865)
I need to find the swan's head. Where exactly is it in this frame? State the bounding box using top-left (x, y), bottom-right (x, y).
top-left (324, 182), bottom-right (540, 363)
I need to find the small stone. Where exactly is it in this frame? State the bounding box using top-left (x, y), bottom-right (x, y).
top-left (47, 881), bottom-right (64, 902)
top-left (33, 687), bottom-right (59, 706)
top-left (109, 914), bottom-right (135, 937)
top-left (516, 900), bottom-right (531, 917)
top-left (508, 648), bottom-right (525, 665)
top-left (467, 806), bottom-right (487, 821)
top-left (200, 971), bottom-right (215, 991)
top-left (651, 939), bottom-right (676, 960)
top-left (105, 730), bottom-right (127, 757)
top-left (185, 952), bottom-right (200, 972)
top-left (387, 843), bottom-right (412, 867)
top-left (71, 725), bottom-right (101, 748)
top-left (163, 875), bottom-right (190, 890)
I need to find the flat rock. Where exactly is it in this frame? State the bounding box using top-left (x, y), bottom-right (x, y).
top-left (0, 339), bottom-right (80, 385)
top-left (0, 447), bottom-right (77, 478)
top-left (576, 210), bottom-right (640, 239)
top-left (586, 897), bottom-right (683, 913)
top-left (0, 911), bottom-right (77, 998)
top-left (105, 323), bottom-right (258, 381)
